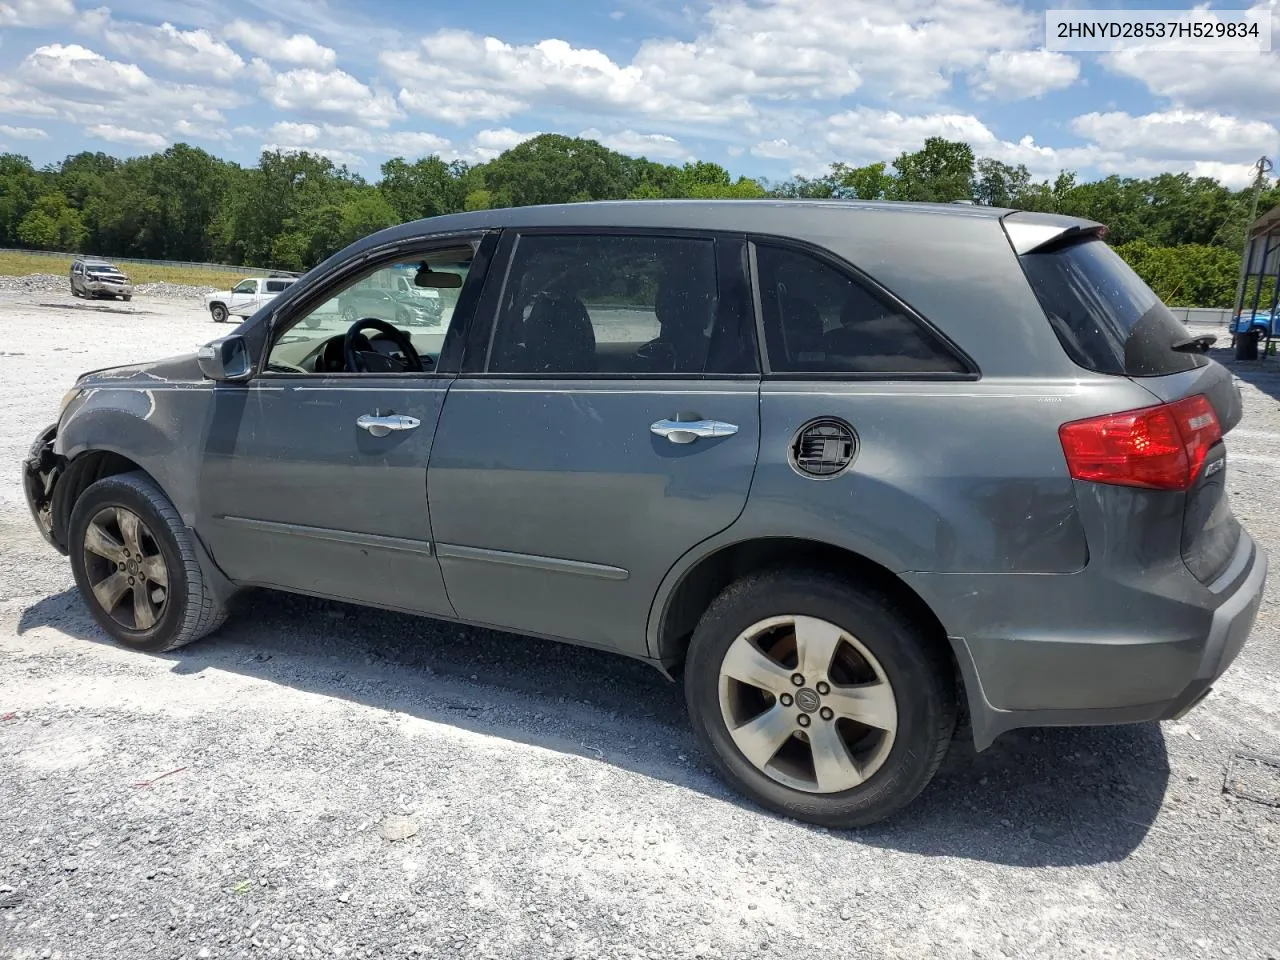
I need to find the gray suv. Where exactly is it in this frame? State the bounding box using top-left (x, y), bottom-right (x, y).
top-left (23, 200), bottom-right (1267, 827)
top-left (70, 257), bottom-right (134, 300)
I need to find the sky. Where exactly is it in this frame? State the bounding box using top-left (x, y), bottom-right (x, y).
top-left (0, 0), bottom-right (1276, 188)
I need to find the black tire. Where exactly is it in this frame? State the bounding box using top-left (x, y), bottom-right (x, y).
top-left (68, 471), bottom-right (228, 653)
top-left (123, 295), bottom-right (132, 302)
top-left (684, 567), bottom-right (956, 828)
top-left (210, 303), bottom-right (228, 323)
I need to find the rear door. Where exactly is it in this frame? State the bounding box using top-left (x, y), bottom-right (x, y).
top-left (426, 229), bottom-right (761, 656)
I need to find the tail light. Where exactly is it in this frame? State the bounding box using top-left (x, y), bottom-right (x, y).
top-left (1059, 394), bottom-right (1221, 491)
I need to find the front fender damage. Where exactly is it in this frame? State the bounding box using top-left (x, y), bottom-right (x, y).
top-left (23, 423), bottom-right (68, 554)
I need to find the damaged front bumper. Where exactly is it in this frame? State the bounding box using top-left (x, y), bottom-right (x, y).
top-left (23, 423), bottom-right (67, 554)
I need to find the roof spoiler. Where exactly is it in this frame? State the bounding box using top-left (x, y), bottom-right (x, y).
top-left (1001, 211), bottom-right (1108, 255)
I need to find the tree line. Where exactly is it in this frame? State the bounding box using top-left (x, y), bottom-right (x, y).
top-left (1, 134), bottom-right (1273, 308)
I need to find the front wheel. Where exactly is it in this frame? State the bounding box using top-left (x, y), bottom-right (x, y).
top-left (684, 567), bottom-right (956, 828)
top-left (68, 471), bottom-right (227, 653)
top-left (210, 303), bottom-right (228, 323)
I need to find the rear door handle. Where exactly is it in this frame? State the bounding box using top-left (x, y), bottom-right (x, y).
top-left (650, 418), bottom-right (739, 444)
top-left (357, 414), bottom-right (421, 437)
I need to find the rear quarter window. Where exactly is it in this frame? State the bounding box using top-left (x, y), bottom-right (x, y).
top-left (1018, 238), bottom-right (1206, 377)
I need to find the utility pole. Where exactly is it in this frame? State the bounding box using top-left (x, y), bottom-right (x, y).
top-left (1234, 155), bottom-right (1274, 320)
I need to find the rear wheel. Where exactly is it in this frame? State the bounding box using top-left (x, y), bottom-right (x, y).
top-left (68, 471), bottom-right (227, 653)
top-left (210, 303), bottom-right (228, 323)
top-left (684, 567), bottom-right (956, 828)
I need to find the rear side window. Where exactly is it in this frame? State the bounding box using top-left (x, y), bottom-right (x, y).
top-left (754, 243), bottom-right (969, 375)
top-left (1019, 238), bottom-right (1206, 377)
top-left (487, 233), bottom-right (755, 375)
top-left (266, 280), bottom-right (293, 292)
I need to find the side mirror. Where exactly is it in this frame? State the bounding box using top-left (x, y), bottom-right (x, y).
top-left (197, 335), bottom-right (253, 382)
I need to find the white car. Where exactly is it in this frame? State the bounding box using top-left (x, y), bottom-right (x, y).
top-left (205, 277), bottom-right (296, 323)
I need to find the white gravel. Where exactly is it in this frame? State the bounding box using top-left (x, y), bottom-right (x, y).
top-left (0, 273), bottom-right (219, 300)
top-left (1, 288), bottom-right (1279, 960)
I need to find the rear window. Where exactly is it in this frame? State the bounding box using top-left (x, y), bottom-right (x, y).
top-left (1019, 238), bottom-right (1206, 377)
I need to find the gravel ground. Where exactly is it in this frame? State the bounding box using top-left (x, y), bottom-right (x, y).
top-left (1, 289), bottom-right (1279, 960)
top-left (0, 274), bottom-right (216, 300)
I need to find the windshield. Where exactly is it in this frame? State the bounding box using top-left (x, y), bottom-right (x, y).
top-left (1019, 238), bottom-right (1206, 377)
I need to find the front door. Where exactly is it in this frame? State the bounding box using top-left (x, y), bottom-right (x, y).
top-left (226, 279), bottom-right (259, 317)
top-left (427, 230), bottom-right (761, 656)
top-left (197, 239), bottom-right (489, 616)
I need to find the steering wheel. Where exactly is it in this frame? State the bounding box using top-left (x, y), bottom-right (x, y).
top-left (343, 317), bottom-right (425, 373)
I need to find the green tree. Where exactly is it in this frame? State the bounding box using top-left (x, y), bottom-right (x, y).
top-left (832, 162), bottom-right (895, 200)
top-left (891, 138), bottom-right (975, 203)
top-left (340, 191), bottom-right (399, 247)
top-left (0, 153), bottom-right (46, 245)
top-left (378, 156), bottom-right (467, 221)
top-left (17, 192), bottom-right (86, 250)
top-left (479, 134), bottom-right (631, 207)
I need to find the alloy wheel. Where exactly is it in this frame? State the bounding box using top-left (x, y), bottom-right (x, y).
top-left (717, 615), bottom-right (897, 793)
top-left (81, 506), bottom-right (169, 631)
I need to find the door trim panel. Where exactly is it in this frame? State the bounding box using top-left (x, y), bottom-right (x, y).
top-left (219, 515), bottom-right (434, 556)
top-left (435, 542), bottom-right (630, 580)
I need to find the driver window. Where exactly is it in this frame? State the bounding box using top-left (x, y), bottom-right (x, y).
top-left (232, 280), bottom-right (256, 294)
top-left (264, 247), bottom-right (472, 375)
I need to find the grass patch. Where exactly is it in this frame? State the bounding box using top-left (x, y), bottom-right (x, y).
top-left (0, 250), bottom-right (249, 288)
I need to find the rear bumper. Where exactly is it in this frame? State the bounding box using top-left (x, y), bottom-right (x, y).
top-left (909, 531), bottom-right (1268, 750)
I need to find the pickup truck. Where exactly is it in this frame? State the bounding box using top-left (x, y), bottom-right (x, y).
top-left (205, 277), bottom-right (296, 323)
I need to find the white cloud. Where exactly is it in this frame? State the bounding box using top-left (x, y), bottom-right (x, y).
top-left (1186, 161), bottom-right (1265, 189)
top-left (175, 118), bottom-right (230, 143)
top-left (380, 130), bottom-right (452, 156)
top-left (99, 20), bottom-right (245, 82)
top-left (0, 123), bottom-right (48, 139)
top-left (224, 20), bottom-right (337, 69)
top-left (397, 86), bottom-right (527, 125)
top-left (20, 43), bottom-right (151, 99)
top-left (463, 127), bottom-right (539, 161)
top-left (970, 50), bottom-right (1079, 100)
top-left (579, 127), bottom-right (689, 160)
top-left (261, 121), bottom-right (454, 164)
top-left (88, 124), bottom-right (168, 149)
top-left (14, 44), bottom-right (244, 145)
top-left (261, 67), bottom-right (403, 127)
top-left (1104, 51), bottom-right (1280, 116)
top-left (381, 0), bottom-right (1056, 130)
top-left (750, 138), bottom-right (814, 161)
top-left (1100, 3), bottom-right (1278, 115)
top-left (261, 143), bottom-right (366, 166)
top-left (0, 77), bottom-right (61, 118)
top-left (0, 0), bottom-right (74, 27)
top-left (1071, 111), bottom-right (1279, 164)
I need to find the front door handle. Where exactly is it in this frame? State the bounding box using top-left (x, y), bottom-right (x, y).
top-left (357, 414), bottom-right (421, 437)
top-left (650, 418), bottom-right (739, 444)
